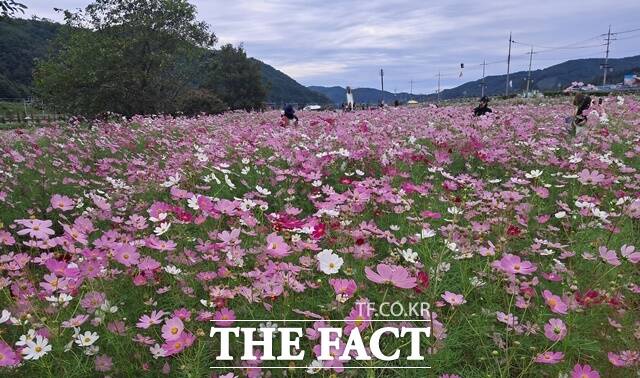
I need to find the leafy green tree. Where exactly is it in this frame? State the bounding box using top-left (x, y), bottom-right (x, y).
top-left (34, 0), bottom-right (216, 117)
top-left (0, 1), bottom-right (26, 18)
top-left (207, 44), bottom-right (267, 111)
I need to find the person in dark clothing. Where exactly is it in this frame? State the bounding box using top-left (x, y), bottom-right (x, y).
top-left (570, 93), bottom-right (591, 136)
top-left (281, 104), bottom-right (298, 126)
top-left (473, 96), bottom-right (492, 116)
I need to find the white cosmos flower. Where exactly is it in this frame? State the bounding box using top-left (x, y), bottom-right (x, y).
top-left (150, 343), bottom-right (166, 359)
top-left (187, 196), bottom-right (200, 210)
top-left (389, 224), bottom-right (400, 231)
top-left (316, 249), bottom-right (343, 275)
top-left (16, 329), bottom-right (36, 347)
top-left (417, 228), bottom-right (436, 239)
top-left (525, 169), bottom-right (543, 179)
top-left (22, 335), bottom-right (52, 360)
top-left (75, 331), bottom-right (99, 347)
top-left (355, 169), bottom-right (364, 176)
top-left (241, 166), bottom-right (250, 175)
top-left (312, 180), bottom-right (323, 187)
top-left (154, 222), bottom-right (171, 236)
top-left (161, 173), bottom-right (181, 188)
top-left (401, 248), bottom-right (419, 264)
top-left (554, 211), bottom-right (567, 219)
top-left (447, 206), bottom-right (463, 215)
top-left (163, 265), bottom-right (182, 275)
top-left (256, 186), bottom-right (271, 196)
top-left (224, 174), bottom-right (236, 189)
top-left (149, 212), bottom-right (167, 223)
top-left (242, 158), bottom-right (250, 164)
top-left (307, 359), bottom-right (324, 374)
top-left (0, 309), bottom-right (11, 324)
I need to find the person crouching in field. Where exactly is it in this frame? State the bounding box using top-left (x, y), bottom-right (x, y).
top-left (569, 93), bottom-right (592, 136)
top-left (473, 96), bottom-right (492, 116)
top-left (280, 104), bottom-right (299, 127)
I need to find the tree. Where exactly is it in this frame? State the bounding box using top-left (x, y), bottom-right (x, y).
top-left (206, 44), bottom-right (267, 111)
top-left (0, 1), bottom-right (26, 18)
top-left (34, 0), bottom-right (216, 117)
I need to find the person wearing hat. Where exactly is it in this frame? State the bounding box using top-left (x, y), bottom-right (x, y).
top-left (473, 96), bottom-right (492, 116)
top-left (281, 104), bottom-right (299, 126)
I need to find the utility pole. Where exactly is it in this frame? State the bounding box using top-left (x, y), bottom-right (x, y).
top-left (506, 32), bottom-right (512, 96)
top-left (602, 25), bottom-right (612, 86)
top-left (380, 68), bottom-right (384, 105)
top-left (480, 59), bottom-right (487, 97)
top-left (436, 71), bottom-right (441, 103)
top-left (525, 47), bottom-right (534, 97)
top-left (410, 80), bottom-right (413, 96)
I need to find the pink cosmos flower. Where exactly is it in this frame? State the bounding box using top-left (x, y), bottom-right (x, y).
top-left (542, 290), bottom-right (568, 315)
top-left (62, 314), bottom-right (89, 328)
top-left (50, 194), bottom-right (75, 212)
top-left (329, 278), bottom-right (357, 299)
top-left (344, 299), bottom-right (373, 334)
top-left (0, 341), bottom-right (20, 367)
top-left (214, 308), bottom-right (236, 327)
top-left (0, 230), bottom-right (16, 246)
top-left (578, 169), bottom-right (605, 185)
top-left (80, 291), bottom-right (106, 311)
top-left (265, 233), bottom-right (290, 258)
top-left (494, 254), bottom-right (537, 275)
top-left (94, 354), bottom-right (113, 372)
top-left (364, 264), bottom-right (417, 289)
top-left (441, 291), bottom-right (466, 306)
top-left (114, 244), bottom-right (140, 267)
top-left (161, 316), bottom-right (184, 341)
top-left (571, 364), bottom-right (599, 378)
top-left (621, 244), bottom-right (640, 264)
top-left (543, 318), bottom-right (567, 341)
top-left (534, 351), bottom-right (564, 364)
top-left (16, 219), bottom-right (55, 240)
top-left (137, 310), bottom-right (166, 329)
top-left (161, 332), bottom-right (195, 356)
top-left (599, 246), bottom-right (621, 266)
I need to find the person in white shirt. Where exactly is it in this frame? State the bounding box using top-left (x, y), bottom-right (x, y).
top-left (346, 86), bottom-right (354, 111)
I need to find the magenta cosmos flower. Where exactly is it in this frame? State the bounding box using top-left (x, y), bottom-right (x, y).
top-left (0, 341), bottom-right (20, 367)
top-left (534, 351), bottom-right (564, 364)
top-left (571, 364), bottom-right (600, 378)
top-left (329, 278), bottom-right (357, 298)
top-left (543, 318), bottom-right (567, 341)
top-left (364, 264), bottom-right (417, 289)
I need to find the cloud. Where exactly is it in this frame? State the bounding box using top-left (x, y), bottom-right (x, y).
top-left (23, 0), bottom-right (640, 92)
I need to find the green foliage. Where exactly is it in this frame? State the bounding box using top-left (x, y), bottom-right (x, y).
top-left (34, 0), bottom-right (216, 117)
top-left (178, 88), bottom-right (228, 116)
top-left (206, 44), bottom-right (267, 111)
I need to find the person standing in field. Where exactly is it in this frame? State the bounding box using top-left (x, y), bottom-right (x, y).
top-left (569, 92), bottom-right (592, 136)
top-left (473, 96), bottom-right (492, 116)
top-left (280, 104), bottom-right (299, 127)
top-left (346, 86), bottom-right (354, 111)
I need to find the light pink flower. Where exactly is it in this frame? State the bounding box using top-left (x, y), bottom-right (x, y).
top-left (16, 219), bottom-right (55, 240)
top-left (365, 264), bottom-right (417, 289)
top-left (621, 244), bottom-right (640, 264)
top-left (214, 308), bottom-right (236, 327)
top-left (51, 194), bottom-right (75, 211)
top-left (265, 233), bottom-right (290, 258)
top-left (543, 318), bottom-right (567, 341)
top-left (494, 254), bottom-right (537, 275)
top-left (161, 316), bottom-right (184, 341)
top-left (441, 291), bottom-right (466, 306)
top-left (599, 246), bottom-right (621, 266)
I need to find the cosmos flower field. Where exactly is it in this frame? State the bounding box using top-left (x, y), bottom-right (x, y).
top-left (0, 97), bottom-right (639, 377)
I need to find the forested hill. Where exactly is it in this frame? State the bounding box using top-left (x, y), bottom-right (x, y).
top-left (0, 18), bottom-right (330, 105)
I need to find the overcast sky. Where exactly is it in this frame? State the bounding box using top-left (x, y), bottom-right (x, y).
top-left (24, 0), bottom-right (640, 93)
